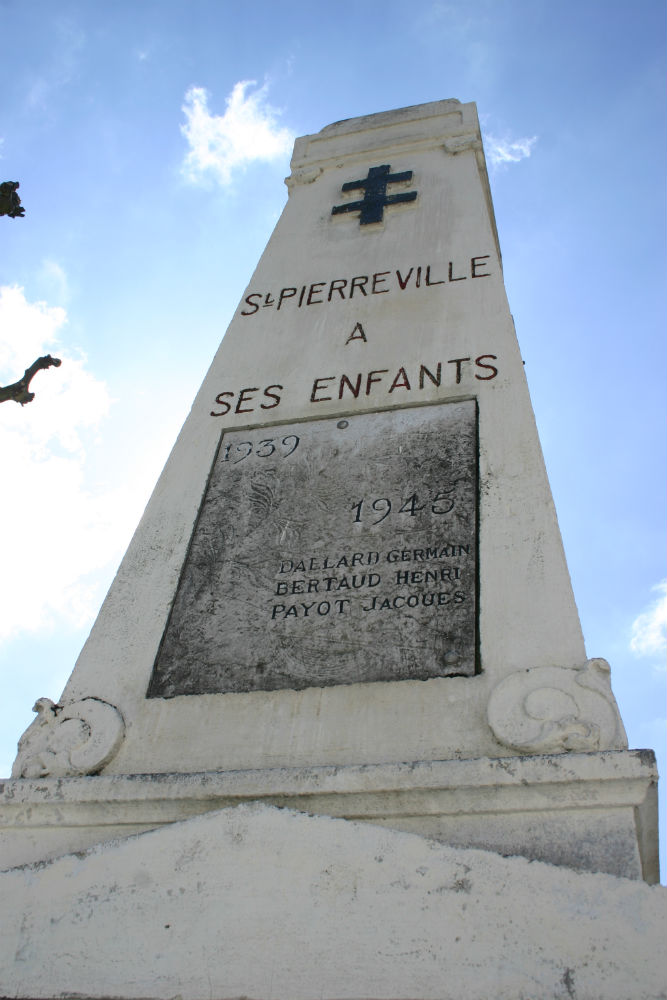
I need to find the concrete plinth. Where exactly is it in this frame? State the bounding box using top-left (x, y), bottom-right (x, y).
top-left (1, 749), bottom-right (658, 882)
top-left (1, 804), bottom-right (665, 1000)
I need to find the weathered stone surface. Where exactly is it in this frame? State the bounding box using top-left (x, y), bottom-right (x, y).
top-left (0, 749), bottom-right (658, 881)
top-left (1, 804), bottom-right (665, 1000)
top-left (149, 400), bottom-right (477, 696)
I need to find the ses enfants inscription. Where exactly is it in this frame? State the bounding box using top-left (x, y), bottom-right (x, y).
top-left (148, 401), bottom-right (478, 697)
top-left (210, 255), bottom-right (498, 419)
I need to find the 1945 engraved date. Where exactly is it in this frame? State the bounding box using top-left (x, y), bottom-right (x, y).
top-left (351, 489), bottom-right (456, 524)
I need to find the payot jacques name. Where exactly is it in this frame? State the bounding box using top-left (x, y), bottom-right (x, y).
top-left (271, 589), bottom-right (467, 621)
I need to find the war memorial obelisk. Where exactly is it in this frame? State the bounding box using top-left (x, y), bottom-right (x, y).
top-left (1, 100), bottom-right (664, 999)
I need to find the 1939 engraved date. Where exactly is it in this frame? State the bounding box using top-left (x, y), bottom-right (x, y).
top-left (220, 434), bottom-right (300, 464)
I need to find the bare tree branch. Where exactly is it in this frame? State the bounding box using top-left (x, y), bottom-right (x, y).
top-left (0, 355), bottom-right (62, 405)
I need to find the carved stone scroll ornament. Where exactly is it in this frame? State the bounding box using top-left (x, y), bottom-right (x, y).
top-left (487, 659), bottom-right (628, 754)
top-left (443, 134), bottom-right (482, 155)
top-left (285, 166), bottom-right (323, 189)
top-left (11, 697), bottom-right (125, 778)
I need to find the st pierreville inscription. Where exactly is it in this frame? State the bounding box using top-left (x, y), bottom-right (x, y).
top-left (148, 401), bottom-right (478, 697)
top-left (212, 253), bottom-right (498, 418)
top-left (239, 256), bottom-right (491, 315)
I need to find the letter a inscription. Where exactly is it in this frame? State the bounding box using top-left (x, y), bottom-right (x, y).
top-left (346, 322), bottom-right (367, 344)
top-left (332, 164), bottom-right (418, 225)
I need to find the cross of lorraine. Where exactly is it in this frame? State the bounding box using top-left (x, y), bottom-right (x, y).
top-left (331, 164), bottom-right (418, 225)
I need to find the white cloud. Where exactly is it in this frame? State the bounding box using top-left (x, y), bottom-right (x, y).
top-left (39, 258), bottom-right (69, 304)
top-left (0, 285), bottom-right (144, 643)
top-left (181, 81), bottom-right (294, 187)
top-left (484, 133), bottom-right (537, 169)
top-left (630, 581), bottom-right (667, 661)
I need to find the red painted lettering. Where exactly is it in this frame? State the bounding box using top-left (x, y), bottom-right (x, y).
top-left (307, 282), bottom-right (325, 305)
top-left (372, 271), bottom-right (390, 294)
top-left (350, 275), bottom-right (369, 298)
top-left (389, 367), bottom-right (411, 392)
top-left (339, 373), bottom-right (363, 399)
top-left (448, 261), bottom-right (466, 281)
top-left (277, 288), bottom-right (297, 309)
top-left (474, 355), bottom-right (498, 380)
top-left (425, 265), bottom-right (445, 286)
top-left (395, 267), bottom-right (413, 290)
top-left (241, 294), bottom-right (261, 316)
top-left (419, 363), bottom-right (442, 388)
top-left (261, 384), bottom-right (283, 409)
top-left (366, 369), bottom-right (389, 394)
top-left (310, 376), bottom-right (335, 403)
top-left (210, 391), bottom-right (234, 416)
top-left (328, 278), bottom-right (348, 301)
top-left (471, 255), bottom-right (491, 278)
top-left (448, 357), bottom-right (471, 383)
top-left (235, 387), bottom-right (258, 413)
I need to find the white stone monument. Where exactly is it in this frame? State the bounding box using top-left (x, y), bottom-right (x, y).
top-left (1, 100), bottom-right (664, 999)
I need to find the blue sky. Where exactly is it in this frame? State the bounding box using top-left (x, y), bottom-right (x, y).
top-left (1, 0), bottom-right (665, 874)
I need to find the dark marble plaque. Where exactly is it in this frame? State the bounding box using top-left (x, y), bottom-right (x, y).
top-left (148, 401), bottom-right (478, 697)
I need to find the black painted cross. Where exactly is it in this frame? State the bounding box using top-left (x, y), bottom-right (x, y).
top-left (331, 164), bottom-right (417, 225)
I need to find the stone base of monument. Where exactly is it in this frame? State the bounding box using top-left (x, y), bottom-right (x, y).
top-left (1, 748), bottom-right (658, 882)
top-left (1, 802), bottom-right (665, 1000)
